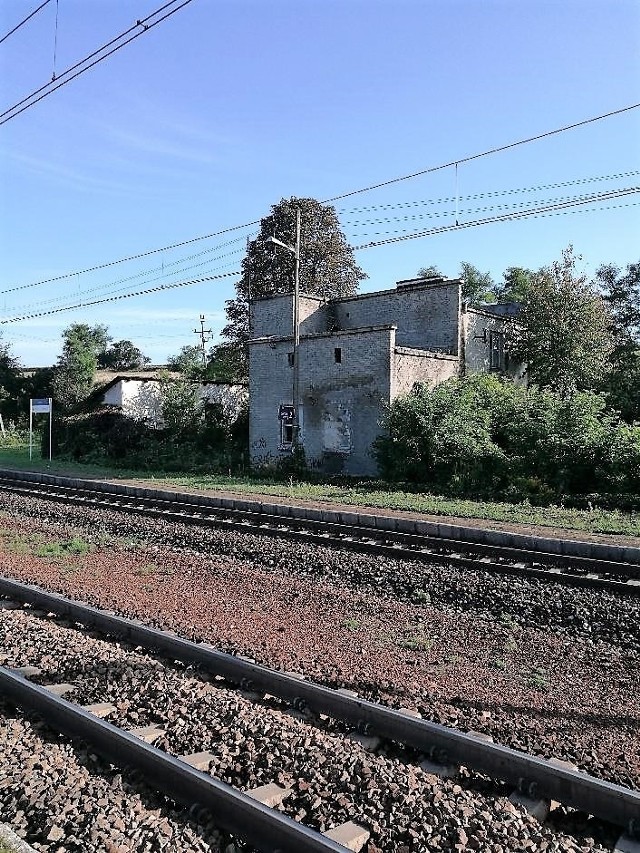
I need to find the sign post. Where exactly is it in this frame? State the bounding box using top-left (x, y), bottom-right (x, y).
top-left (29, 398), bottom-right (53, 461)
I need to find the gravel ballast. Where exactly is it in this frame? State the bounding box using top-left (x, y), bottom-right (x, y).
top-left (0, 491), bottom-right (638, 851)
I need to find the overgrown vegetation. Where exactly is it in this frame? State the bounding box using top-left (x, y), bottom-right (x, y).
top-left (374, 374), bottom-right (640, 506)
top-left (46, 399), bottom-right (249, 474)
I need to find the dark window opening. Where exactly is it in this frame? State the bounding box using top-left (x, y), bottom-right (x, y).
top-left (278, 403), bottom-right (295, 449)
top-left (287, 352), bottom-right (294, 367)
top-left (489, 330), bottom-right (505, 371)
top-left (334, 347), bottom-right (342, 364)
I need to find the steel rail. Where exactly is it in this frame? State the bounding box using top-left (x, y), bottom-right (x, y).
top-left (1, 576), bottom-right (638, 833)
top-left (1, 474), bottom-right (639, 594)
top-left (0, 668), bottom-right (345, 853)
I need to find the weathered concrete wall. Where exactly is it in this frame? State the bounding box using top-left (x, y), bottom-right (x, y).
top-left (299, 326), bottom-right (395, 476)
top-left (250, 294), bottom-right (326, 339)
top-left (102, 379), bottom-right (247, 428)
top-left (463, 307), bottom-right (526, 382)
top-left (103, 379), bottom-right (164, 423)
top-left (249, 338), bottom-right (296, 467)
top-left (392, 348), bottom-right (459, 397)
top-left (333, 280), bottom-right (460, 352)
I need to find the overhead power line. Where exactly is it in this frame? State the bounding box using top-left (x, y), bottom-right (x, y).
top-left (339, 169), bottom-right (640, 217)
top-left (0, 0), bottom-right (52, 46)
top-left (325, 102), bottom-right (640, 204)
top-left (0, 0), bottom-right (196, 126)
top-left (3, 186), bottom-right (636, 325)
top-left (0, 271), bottom-right (240, 325)
top-left (351, 186), bottom-right (640, 250)
top-left (4, 102), bottom-right (639, 295)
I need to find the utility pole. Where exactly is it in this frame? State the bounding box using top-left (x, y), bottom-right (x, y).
top-left (193, 314), bottom-right (212, 368)
top-left (266, 207), bottom-right (301, 448)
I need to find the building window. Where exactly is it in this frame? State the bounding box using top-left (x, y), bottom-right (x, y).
top-left (489, 330), bottom-right (505, 371)
top-left (334, 347), bottom-right (342, 363)
top-left (287, 352), bottom-right (294, 367)
top-left (278, 403), bottom-right (295, 449)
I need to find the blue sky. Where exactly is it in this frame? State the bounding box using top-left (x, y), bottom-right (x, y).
top-left (1, 0), bottom-right (639, 366)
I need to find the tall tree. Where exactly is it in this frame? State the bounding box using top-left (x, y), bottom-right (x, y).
top-left (416, 265), bottom-right (443, 278)
top-left (166, 344), bottom-right (204, 377)
top-left (221, 197), bottom-right (367, 376)
top-left (595, 261), bottom-right (640, 365)
top-left (595, 261), bottom-right (640, 421)
top-left (512, 247), bottom-right (613, 397)
top-left (495, 266), bottom-right (533, 304)
top-left (460, 262), bottom-right (495, 302)
top-left (99, 339), bottom-right (150, 371)
top-left (52, 323), bottom-right (111, 410)
top-left (0, 336), bottom-right (24, 423)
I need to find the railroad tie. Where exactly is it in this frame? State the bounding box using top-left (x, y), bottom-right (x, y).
top-left (43, 683), bottom-right (76, 698)
top-left (129, 724), bottom-right (166, 744)
top-left (322, 820), bottom-right (370, 852)
top-left (9, 665), bottom-right (42, 678)
top-left (83, 702), bottom-right (117, 719)
top-left (245, 783), bottom-right (292, 808)
top-left (181, 751), bottom-right (216, 771)
top-left (509, 757), bottom-right (579, 822)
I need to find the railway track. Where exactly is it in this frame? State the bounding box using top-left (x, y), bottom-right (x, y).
top-left (1, 470), bottom-right (639, 596)
top-left (0, 576), bottom-right (639, 853)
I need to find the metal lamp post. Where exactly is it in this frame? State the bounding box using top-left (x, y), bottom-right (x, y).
top-left (266, 207), bottom-right (301, 448)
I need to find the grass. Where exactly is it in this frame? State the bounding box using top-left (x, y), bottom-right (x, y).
top-left (396, 633), bottom-right (433, 652)
top-left (2, 446), bottom-right (639, 538)
top-left (0, 529), bottom-right (92, 561)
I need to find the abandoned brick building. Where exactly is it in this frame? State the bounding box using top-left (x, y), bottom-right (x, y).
top-left (248, 275), bottom-right (523, 476)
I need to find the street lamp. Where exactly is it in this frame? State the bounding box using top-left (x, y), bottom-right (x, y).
top-left (266, 207), bottom-right (301, 448)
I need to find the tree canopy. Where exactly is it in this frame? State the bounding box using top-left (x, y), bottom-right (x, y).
top-left (512, 247), bottom-right (613, 397)
top-left (99, 339), bottom-right (150, 371)
top-left (221, 196), bottom-right (367, 377)
top-left (52, 323), bottom-right (111, 410)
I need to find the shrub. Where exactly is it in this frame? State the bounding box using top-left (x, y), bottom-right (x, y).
top-left (374, 375), bottom-right (640, 499)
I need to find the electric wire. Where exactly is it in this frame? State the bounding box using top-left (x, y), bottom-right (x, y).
top-left (6, 237), bottom-right (248, 311)
top-left (325, 102), bottom-right (640, 204)
top-left (8, 246), bottom-right (245, 314)
top-left (350, 186), bottom-right (640, 250)
top-left (0, 271), bottom-right (240, 325)
top-left (339, 169), bottom-right (640, 217)
top-left (0, 221), bottom-right (257, 295)
top-left (345, 187), bottom-right (638, 234)
top-left (0, 0), bottom-right (52, 46)
top-left (0, 0), bottom-right (196, 126)
top-left (3, 166), bottom-right (635, 297)
top-left (2, 188), bottom-right (635, 325)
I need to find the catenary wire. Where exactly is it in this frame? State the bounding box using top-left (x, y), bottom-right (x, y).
top-left (345, 187), bottom-right (637, 234)
top-left (0, 221), bottom-right (257, 295)
top-left (4, 102), bottom-right (639, 295)
top-left (325, 102), bottom-right (640, 203)
top-left (6, 239), bottom-right (249, 311)
top-left (0, 0), bottom-right (52, 46)
top-left (350, 187), bottom-right (640, 250)
top-left (8, 247), bottom-right (245, 314)
top-left (2, 189), bottom-right (636, 326)
top-left (0, 271), bottom-right (240, 325)
top-left (339, 169), bottom-right (640, 217)
top-left (0, 0), bottom-right (178, 119)
top-left (0, 0), bottom-right (196, 126)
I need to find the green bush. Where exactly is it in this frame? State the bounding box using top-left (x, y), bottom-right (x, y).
top-left (374, 375), bottom-right (640, 500)
top-left (51, 403), bottom-right (249, 474)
